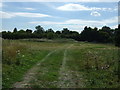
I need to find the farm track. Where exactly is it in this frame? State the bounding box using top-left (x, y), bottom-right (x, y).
top-left (13, 44), bottom-right (69, 88)
top-left (58, 44), bottom-right (73, 88)
top-left (13, 43), bottom-right (84, 88)
top-left (13, 49), bottom-right (58, 88)
top-left (58, 44), bottom-right (84, 88)
top-left (3, 40), bottom-right (119, 88)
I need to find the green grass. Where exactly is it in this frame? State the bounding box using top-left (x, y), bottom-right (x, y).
top-left (66, 42), bottom-right (119, 88)
top-left (2, 48), bottom-right (50, 88)
top-left (2, 39), bottom-right (65, 88)
top-left (2, 39), bottom-right (120, 88)
top-left (28, 49), bottom-right (65, 88)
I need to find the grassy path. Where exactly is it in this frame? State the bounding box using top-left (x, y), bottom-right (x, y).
top-left (13, 43), bottom-right (85, 88)
top-left (11, 41), bottom-right (119, 88)
top-left (13, 49), bottom-right (58, 88)
top-left (26, 45), bottom-right (68, 88)
top-left (13, 44), bottom-right (69, 88)
top-left (58, 44), bottom-right (74, 88)
top-left (58, 44), bottom-right (84, 88)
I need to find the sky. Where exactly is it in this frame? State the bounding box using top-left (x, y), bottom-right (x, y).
top-left (0, 1), bottom-right (119, 33)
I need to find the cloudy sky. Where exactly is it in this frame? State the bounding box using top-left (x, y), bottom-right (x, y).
top-left (1, 1), bottom-right (118, 32)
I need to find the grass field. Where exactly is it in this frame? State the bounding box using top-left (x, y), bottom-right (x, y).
top-left (2, 39), bottom-right (120, 88)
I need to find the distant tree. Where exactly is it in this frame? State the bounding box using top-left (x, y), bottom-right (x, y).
top-left (115, 24), bottom-right (120, 47)
top-left (18, 29), bottom-right (25, 33)
top-left (62, 28), bottom-right (70, 34)
top-left (2, 31), bottom-right (7, 39)
top-left (47, 32), bottom-right (54, 39)
top-left (84, 26), bottom-right (87, 31)
top-left (1, 25), bottom-right (118, 45)
top-left (26, 29), bottom-right (32, 33)
top-left (70, 31), bottom-right (80, 40)
top-left (98, 31), bottom-right (110, 43)
top-left (56, 31), bottom-right (61, 35)
top-left (34, 25), bottom-right (44, 34)
top-left (55, 31), bottom-right (61, 38)
top-left (80, 26), bottom-right (96, 42)
top-left (61, 28), bottom-right (70, 38)
top-left (94, 27), bottom-right (98, 31)
top-left (46, 28), bottom-right (55, 39)
top-left (46, 28), bottom-right (54, 33)
top-left (100, 26), bottom-right (113, 36)
top-left (99, 26), bottom-right (114, 42)
top-left (33, 25), bottom-right (45, 38)
top-left (13, 28), bottom-right (17, 33)
top-left (3, 31), bottom-right (13, 39)
top-left (102, 26), bottom-right (111, 31)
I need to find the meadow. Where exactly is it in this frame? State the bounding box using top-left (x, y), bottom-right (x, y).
top-left (2, 39), bottom-right (120, 88)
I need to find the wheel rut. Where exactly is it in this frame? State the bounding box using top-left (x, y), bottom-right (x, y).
top-left (58, 44), bottom-right (74, 88)
top-left (13, 49), bottom-right (57, 88)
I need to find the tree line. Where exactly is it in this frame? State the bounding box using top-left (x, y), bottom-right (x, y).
top-left (1, 25), bottom-right (120, 47)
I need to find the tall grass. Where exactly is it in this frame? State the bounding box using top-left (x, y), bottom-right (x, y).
top-left (66, 42), bottom-right (119, 88)
top-left (2, 39), bottom-right (119, 88)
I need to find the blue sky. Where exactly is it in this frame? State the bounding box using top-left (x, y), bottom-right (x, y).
top-left (1, 2), bottom-right (118, 32)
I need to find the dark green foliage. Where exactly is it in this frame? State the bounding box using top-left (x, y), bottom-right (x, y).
top-left (79, 26), bottom-right (114, 43)
top-left (80, 26), bottom-right (99, 42)
top-left (46, 28), bottom-right (55, 39)
top-left (13, 28), bottom-right (17, 33)
top-left (115, 24), bottom-right (120, 47)
top-left (34, 25), bottom-right (44, 34)
top-left (1, 25), bottom-right (119, 46)
top-left (26, 29), bottom-right (32, 33)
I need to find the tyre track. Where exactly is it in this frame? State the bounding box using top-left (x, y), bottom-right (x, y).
top-left (13, 49), bottom-right (58, 88)
top-left (58, 44), bottom-right (74, 88)
top-left (13, 44), bottom-right (69, 88)
top-left (58, 44), bottom-right (84, 88)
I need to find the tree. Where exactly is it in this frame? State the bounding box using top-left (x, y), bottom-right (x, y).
top-left (80, 26), bottom-right (97, 42)
top-left (26, 29), bottom-right (32, 33)
top-left (56, 31), bottom-right (61, 35)
top-left (94, 27), bottom-right (98, 31)
top-left (18, 29), bottom-right (25, 33)
top-left (13, 28), bottom-right (17, 33)
top-left (98, 31), bottom-right (110, 43)
top-left (46, 28), bottom-right (55, 39)
top-left (100, 26), bottom-right (113, 36)
top-left (61, 28), bottom-right (70, 38)
top-left (62, 28), bottom-right (70, 34)
top-left (47, 32), bottom-right (54, 39)
top-left (55, 31), bottom-right (61, 38)
top-left (115, 24), bottom-right (120, 47)
top-left (102, 26), bottom-right (111, 31)
top-left (70, 31), bottom-right (80, 40)
top-left (46, 28), bottom-right (54, 33)
top-left (34, 25), bottom-right (44, 34)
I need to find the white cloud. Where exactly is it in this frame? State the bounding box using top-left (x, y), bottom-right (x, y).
top-left (24, 8), bottom-right (36, 10)
top-left (29, 16), bottom-right (117, 32)
top-left (0, 11), bottom-right (51, 18)
top-left (29, 16), bottom-right (117, 26)
top-left (90, 11), bottom-right (101, 16)
top-left (103, 16), bottom-right (118, 24)
top-left (111, 25), bottom-right (118, 29)
top-left (14, 12), bottom-right (51, 17)
top-left (2, 0), bottom-right (120, 2)
top-left (57, 3), bottom-right (117, 11)
top-left (57, 3), bottom-right (91, 11)
top-left (0, 11), bottom-right (15, 18)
